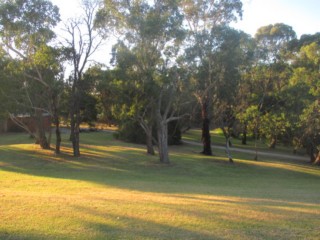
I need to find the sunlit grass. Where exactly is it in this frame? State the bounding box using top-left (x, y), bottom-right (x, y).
top-left (0, 132), bottom-right (319, 239)
top-left (183, 128), bottom-right (302, 154)
top-left (182, 128), bottom-right (254, 146)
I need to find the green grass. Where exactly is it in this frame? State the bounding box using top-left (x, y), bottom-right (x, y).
top-left (0, 131), bottom-right (319, 240)
top-left (183, 128), bottom-right (300, 154)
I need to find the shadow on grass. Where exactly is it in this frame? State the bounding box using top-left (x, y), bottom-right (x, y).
top-left (0, 132), bottom-right (319, 199)
top-left (0, 133), bottom-right (35, 146)
top-left (73, 205), bottom-right (222, 240)
top-left (71, 196), bottom-right (319, 240)
top-left (0, 232), bottom-right (51, 240)
top-left (1, 132), bottom-right (319, 240)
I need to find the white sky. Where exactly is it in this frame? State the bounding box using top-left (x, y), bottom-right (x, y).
top-left (232, 0), bottom-right (320, 37)
top-left (51, 0), bottom-right (320, 67)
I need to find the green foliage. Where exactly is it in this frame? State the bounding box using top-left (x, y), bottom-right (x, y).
top-left (288, 39), bottom-right (320, 153)
top-left (260, 112), bottom-right (290, 144)
top-left (116, 120), bottom-right (182, 145)
top-left (255, 23), bottom-right (296, 62)
top-left (80, 94), bottom-right (98, 126)
top-left (237, 105), bottom-right (260, 134)
top-left (0, 0), bottom-right (60, 51)
top-left (115, 120), bottom-right (146, 144)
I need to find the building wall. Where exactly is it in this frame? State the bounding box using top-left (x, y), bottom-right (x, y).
top-left (6, 116), bottom-right (51, 133)
top-left (0, 119), bottom-right (8, 133)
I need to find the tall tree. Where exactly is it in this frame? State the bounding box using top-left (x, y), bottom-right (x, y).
top-left (0, 49), bottom-right (16, 130)
top-left (97, 0), bottom-right (186, 163)
top-left (234, 33), bottom-right (256, 145)
top-left (253, 24), bottom-right (296, 149)
top-left (289, 41), bottom-right (320, 163)
top-left (109, 42), bottom-right (158, 155)
top-left (0, 0), bottom-right (61, 149)
top-left (62, 0), bottom-right (103, 157)
top-left (181, 0), bottom-right (243, 155)
top-left (255, 23), bottom-right (296, 64)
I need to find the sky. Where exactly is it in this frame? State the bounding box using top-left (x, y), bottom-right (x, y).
top-left (51, 0), bottom-right (320, 66)
top-left (232, 0), bottom-right (320, 37)
top-left (52, 0), bottom-right (320, 37)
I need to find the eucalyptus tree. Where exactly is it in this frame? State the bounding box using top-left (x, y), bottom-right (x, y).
top-left (25, 45), bottom-right (64, 153)
top-left (210, 28), bottom-right (252, 162)
top-left (0, 0), bottom-right (61, 149)
top-left (0, 50), bottom-right (15, 128)
top-left (234, 33), bottom-right (256, 145)
top-left (107, 42), bottom-right (158, 155)
top-left (97, 0), bottom-right (186, 163)
top-left (62, 0), bottom-right (104, 157)
top-left (289, 41), bottom-right (320, 163)
top-left (255, 23), bottom-right (296, 63)
top-left (244, 23), bottom-right (297, 149)
top-left (181, 0), bottom-right (243, 155)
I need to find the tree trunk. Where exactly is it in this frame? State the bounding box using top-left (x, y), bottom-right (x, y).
top-left (242, 123), bottom-right (247, 145)
top-left (157, 120), bottom-right (169, 164)
top-left (139, 120), bottom-right (155, 156)
top-left (314, 151), bottom-right (320, 165)
top-left (70, 80), bottom-right (81, 157)
top-left (226, 136), bottom-right (233, 163)
top-left (146, 127), bottom-right (155, 155)
top-left (35, 111), bottom-right (50, 149)
top-left (55, 123), bottom-right (61, 154)
top-left (51, 93), bottom-right (61, 154)
top-left (71, 107), bottom-right (81, 157)
top-left (52, 98), bottom-right (61, 154)
top-left (253, 126), bottom-right (258, 161)
top-left (69, 94), bottom-right (75, 142)
top-left (201, 102), bottom-right (212, 155)
top-left (309, 143), bottom-right (316, 163)
top-left (72, 127), bottom-right (80, 157)
top-left (269, 137), bottom-right (277, 149)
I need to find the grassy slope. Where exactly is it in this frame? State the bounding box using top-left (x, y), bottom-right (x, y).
top-left (182, 128), bottom-right (303, 154)
top-left (0, 132), bottom-right (319, 240)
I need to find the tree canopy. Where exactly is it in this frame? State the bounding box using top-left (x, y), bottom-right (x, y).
top-left (0, 0), bottom-right (319, 164)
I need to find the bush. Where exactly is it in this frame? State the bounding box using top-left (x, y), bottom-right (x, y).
top-left (115, 120), bottom-right (146, 144)
top-left (115, 120), bottom-right (181, 145)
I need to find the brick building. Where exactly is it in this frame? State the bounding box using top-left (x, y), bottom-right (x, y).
top-left (0, 114), bottom-right (51, 133)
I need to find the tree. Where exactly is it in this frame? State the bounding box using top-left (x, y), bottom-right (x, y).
top-left (237, 105), bottom-right (261, 160)
top-left (0, 49), bottom-right (15, 128)
top-left (289, 40), bottom-right (320, 163)
top-left (97, 0), bottom-right (187, 163)
top-left (234, 33), bottom-right (256, 145)
top-left (109, 42), bottom-right (158, 155)
top-left (255, 23), bottom-right (296, 64)
top-left (300, 101), bottom-right (320, 164)
top-left (181, 0), bottom-right (243, 155)
top-left (238, 23), bottom-right (296, 151)
top-left (30, 45), bottom-right (65, 153)
top-left (62, 0), bottom-right (104, 157)
top-left (0, 0), bottom-right (61, 149)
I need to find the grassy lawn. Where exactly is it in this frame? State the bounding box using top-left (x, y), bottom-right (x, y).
top-left (0, 131), bottom-right (319, 240)
top-left (182, 128), bottom-right (302, 154)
